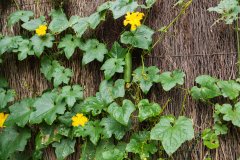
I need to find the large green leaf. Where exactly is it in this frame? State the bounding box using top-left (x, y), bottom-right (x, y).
top-left (31, 33), bottom-right (55, 57)
top-left (191, 75), bottom-right (221, 100)
top-left (79, 140), bottom-right (96, 160)
top-left (133, 66), bottom-right (160, 94)
top-left (121, 25), bottom-right (154, 50)
top-left (150, 116), bottom-right (194, 155)
top-left (16, 39), bottom-right (35, 61)
top-left (216, 103), bottom-right (240, 127)
top-left (0, 127), bottom-right (31, 159)
top-left (59, 85), bottom-right (83, 108)
top-left (107, 99), bottom-right (135, 126)
top-left (126, 131), bottom-right (157, 159)
top-left (217, 80), bottom-right (240, 100)
top-left (58, 34), bottom-right (82, 59)
top-left (108, 42), bottom-right (127, 58)
top-left (158, 70), bottom-right (185, 91)
top-left (5, 98), bottom-right (34, 127)
top-left (80, 39), bottom-right (108, 65)
top-left (100, 116), bottom-right (129, 140)
top-left (101, 142), bottom-right (126, 160)
top-left (8, 10), bottom-right (34, 26)
top-left (21, 16), bottom-right (45, 31)
top-left (49, 9), bottom-right (69, 34)
top-left (29, 92), bottom-right (66, 125)
top-left (52, 139), bottom-right (76, 160)
top-left (109, 0), bottom-right (138, 19)
top-left (138, 99), bottom-right (162, 122)
top-left (0, 88), bottom-right (15, 109)
top-left (71, 17), bottom-right (89, 38)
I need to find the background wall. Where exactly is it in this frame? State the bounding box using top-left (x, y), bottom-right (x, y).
top-left (0, 0), bottom-right (239, 159)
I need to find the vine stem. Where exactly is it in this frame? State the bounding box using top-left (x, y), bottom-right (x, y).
top-left (152, 0), bottom-right (192, 49)
top-left (13, 0), bottom-right (20, 10)
top-left (124, 48), bottom-right (132, 83)
top-left (236, 18), bottom-right (240, 77)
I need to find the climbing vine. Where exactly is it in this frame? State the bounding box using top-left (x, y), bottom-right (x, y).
top-left (0, 0), bottom-right (239, 160)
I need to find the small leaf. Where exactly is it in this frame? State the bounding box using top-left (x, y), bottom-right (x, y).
top-left (16, 39), bottom-right (35, 61)
top-left (109, 0), bottom-right (138, 19)
top-left (80, 39), bottom-right (108, 65)
top-left (101, 58), bottom-right (125, 80)
top-left (213, 123), bottom-right (228, 135)
top-left (217, 80), bottom-right (240, 100)
top-left (29, 92), bottom-right (66, 125)
top-left (158, 70), bottom-right (185, 91)
top-left (31, 33), bottom-right (55, 57)
top-left (8, 10), bottom-right (34, 26)
top-left (121, 25), bottom-right (154, 50)
top-left (49, 9), bottom-right (69, 34)
top-left (138, 99), bottom-right (162, 122)
top-left (52, 66), bottom-right (73, 87)
top-left (191, 75), bottom-right (221, 100)
top-left (58, 34), bottom-right (82, 59)
top-left (0, 77), bottom-right (8, 88)
top-left (40, 57), bottom-right (61, 81)
top-left (52, 139), bottom-right (76, 160)
top-left (126, 131), bottom-right (157, 159)
top-left (202, 128), bottom-right (219, 149)
top-left (141, 0), bottom-right (157, 8)
top-left (102, 143), bottom-right (126, 160)
top-left (0, 127), bottom-right (31, 159)
top-left (79, 140), bottom-right (96, 160)
top-left (21, 16), bottom-right (45, 31)
top-left (71, 17), bottom-right (89, 38)
top-left (0, 88), bottom-right (15, 109)
top-left (87, 12), bottom-right (102, 29)
top-left (108, 42), bottom-right (127, 58)
top-left (5, 98), bottom-right (34, 127)
top-left (133, 66), bottom-right (160, 94)
top-left (150, 116), bottom-right (194, 155)
top-left (107, 99), bottom-right (135, 126)
top-left (100, 116), bottom-right (129, 140)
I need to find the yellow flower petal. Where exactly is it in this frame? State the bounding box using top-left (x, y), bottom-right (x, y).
top-left (123, 12), bottom-right (144, 31)
top-left (72, 113), bottom-right (89, 127)
top-left (0, 113), bottom-right (9, 128)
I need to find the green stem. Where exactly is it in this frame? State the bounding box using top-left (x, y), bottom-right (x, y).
top-left (236, 18), bottom-right (240, 77)
top-left (124, 50), bottom-right (132, 83)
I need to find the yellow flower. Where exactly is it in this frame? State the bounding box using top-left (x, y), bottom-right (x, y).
top-left (35, 25), bottom-right (47, 36)
top-left (0, 113), bottom-right (9, 128)
top-left (72, 113), bottom-right (89, 127)
top-left (123, 12), bottom-right (145, 31)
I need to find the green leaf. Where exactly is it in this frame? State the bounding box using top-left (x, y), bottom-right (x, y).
top-left (0, 77), bottom-right (8, 88)
top-left (150, 116), bottom-right (194, 155)
top-left (80, 39), bottom-right (108, 65)
top-left (52, 139), bottom-right (76, 160)
top-left (21, 16), bottom-right (45, 31)
top-left (74, 120), bottom-right (103, 145)
top-left (97, 2), bottom-right (111, 12)
top-left (0, 127), bottom-right (31, 159)
top-left (100, 116), bottom-right (129, 140)
top-left (213, 123), bottom-right (228, 135)
top-left (35, 125), bottom-right (62, 150)
top-left (101, 58), bottom-right (125, 80)
top-left (0, 36), bottom-right (23, 55)
top-left (49, 9), bottom-right (69, 34)
top-left (107, 99), bottom-right (135, 126)
top-left (29, 92), bottom-right (66, 125)
top-left (138, 99), bottom-right (162, 122)
top-left (202, 128), bottom-right (219, 149)
top-left (109, 0), bottom-right (138, 19)
top-left (87, 12), bottom-right (103, 29)
top-left (59, 85), bottom-right (83, 108)
top-left (126, 131), bottom-right (157, 159)
top-left (133, 66), bottom-right (160, 94)
top-left (79, 140), bottom-right (96, 160)
top-left (108, 42), bottom-right (127, 58)
top-left (80, 94), bottom-right (108, 116)
top-left (217, 80), bottom-right (240, 100)
top-left (16, 39), bottom-right (35, 61)
top-left (208, 0), bottom-right (240, 24)
top-left (71, 17), bottom-right (89, 38)
top-left (191, 75), bottom-right (221, 100)
top-left (158, 70), bottom-right (185, 91)
top-left (31, 33), bottom-right (55, 57)
top-left (0, 88), bottom-right (15, 109)
top-left (141, 0), bottom-right (157, 8)
top-left (121, 25), bottom-right (154, 50)
top-left (99, 79), bottom-right (125, 104)
top-left (58, 34), bottom-right (82, 59)
top-left (102, 143), bottom-right (126, 160)
top-left (40, 57), bottom-right (61, 81)
top-left (5, 98), bottom-right (34, 127)
top-left (216, 103), bottom-right (240, 127)
top-left (58, 112), bottom-right (75, 127)
top-left (8, 10), bottom-right (34, 26)
top-left (52, 66), bottom-right (73, 87)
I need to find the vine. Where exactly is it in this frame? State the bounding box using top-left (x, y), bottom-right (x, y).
top-left (1, 0), bottom-right (239, 160)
